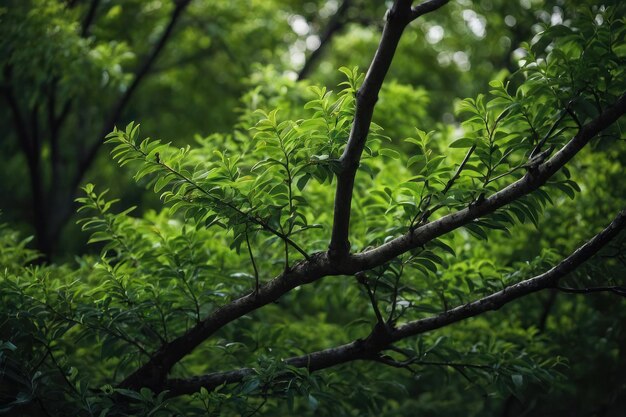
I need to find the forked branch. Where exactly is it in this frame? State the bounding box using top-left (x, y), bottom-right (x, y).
top-left (163, 208), bottom-right (626, 396)
top-left (117, 0), bottom-right (625, 393)
top-left (329, 0), bottom-right (450, 259)
top-left (118, 51), bottom-right (626, 398)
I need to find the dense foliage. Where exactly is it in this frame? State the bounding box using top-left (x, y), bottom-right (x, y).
top-left (1, 0), bottom-right (625, 416)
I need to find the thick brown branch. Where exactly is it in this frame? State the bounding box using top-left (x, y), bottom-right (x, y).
top-left (119, 93), bottom-right (625, 392)
top-left (329, 0), bottom-right (449, 259)
top-left (163, 208), bottom-right (626, 397)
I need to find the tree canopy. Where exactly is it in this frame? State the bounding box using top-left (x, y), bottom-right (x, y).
top-left (1, 0), bottom-right (625, 416)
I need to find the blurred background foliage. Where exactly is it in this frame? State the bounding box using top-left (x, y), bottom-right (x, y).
top-left (1, 0), bottom-right (625, 416)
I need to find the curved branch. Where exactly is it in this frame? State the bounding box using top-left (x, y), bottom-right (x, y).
top-left (411, 0), bottom-right (452, 19)
top-left (163, 208), bottom-right (626, 397)
top-left (43, 0), bottom-right (193, 251)
top-left (392, 208), bottom-right (626, 340)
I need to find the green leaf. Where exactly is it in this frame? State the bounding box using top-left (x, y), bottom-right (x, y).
top-left (154, 175), bottom-right (171, 193)
top-left (378, 148), bottom-right (401, 160)
top-left (449, 138), bottom-right (475, 148)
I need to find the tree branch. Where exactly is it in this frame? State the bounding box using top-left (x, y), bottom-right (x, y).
top-left (71, 0), bottom-right (192, 194)
top-left (1, 66), bottom-right (34, 159)
top-left (297, 0), bottom-right (352, 81)
top-left (118, 92), bottom-right (625, 392)
top-left (376, 354), bottom-right (494, 371)
top-left (329, 0), bottom-right (449, 259)
top-left (80, 0), bottom-right (101, 37)
top-left (162, 208), bottom-right (626, 397)
top-left (556, 285), bottom-right (626, 297)
top-left (346, 92), bottom-right (626, 271)
top-left (39, 0), bottom-right (194, 251)
top-left (392, 208), bottom-right (626, 340)
top-left (118, 252), bottom-right (336, 391)
top-left (357, 272), bottom-right (386, 325)
top-left (2, 66), bottom-right (50, 256)
top-left (441, 144), bottom-right (476, 195)
top-left (47, 78), bottom-right (72, 198)
top-left (410, 0), bottom-right (452, 19)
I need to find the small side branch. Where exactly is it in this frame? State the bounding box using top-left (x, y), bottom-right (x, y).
top-left (411, 0), bottom-right (451, 19)
top-left (118, 251), bottom-right (334, 392)
top-left (392, 208), bottom-right (626, 340)
top-left (127, 141), bottom-right (310, 260)
top-left (245, 228), bottom-right (260, 294)
top-left (442, 144), bottom-right (476, 195)
top-left (376, 354), bottom-right (493, 372)
top-left (356, 272), bottom-right (386, 325)
top-left (556, 285), bottom-right (626, 297)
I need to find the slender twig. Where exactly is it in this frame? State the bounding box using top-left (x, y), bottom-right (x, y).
top-left (555, 285), bottom-right (626, 297)
top-left (41, 342), bottom-right (81, 396)
top-left (529, 107), bottom-right (570, 159)
top-left (376, 354), bottom-right (494, 371)
top-left (359, 274), bottom-right (386, 325)
top-left (186, 270), bottom-right (202, 324)
top-left (388, 262), bottom-right (404, 323)
top-left (442, 144), bottom-right (477, 195)
top-left (81, 0), bottom-right (101, 37)
top-left (141, 147), bottom-right (310, 260)
top-left (245, 228), bottom-right (260, 294)
top-left (244, 396), bottom-right (267, 417)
